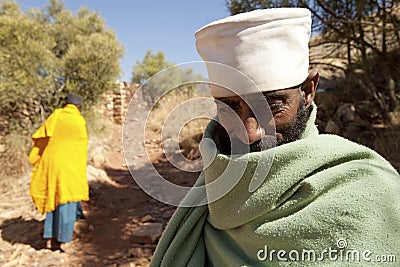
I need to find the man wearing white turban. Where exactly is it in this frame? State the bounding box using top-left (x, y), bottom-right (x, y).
top-left (150, 8), bottom-right (400, 266)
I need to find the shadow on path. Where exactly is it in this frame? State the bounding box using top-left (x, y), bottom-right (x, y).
top-left (1, 216), bottom-right (46, 250)
top-left (72, 161), bottom-right (199, 266)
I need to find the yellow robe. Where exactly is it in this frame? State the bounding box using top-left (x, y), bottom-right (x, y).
top-left (29, 104), bottom-right (89, 214)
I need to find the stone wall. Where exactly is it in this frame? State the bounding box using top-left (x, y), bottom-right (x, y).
top-left (102, 82), bottom-right (140, 124)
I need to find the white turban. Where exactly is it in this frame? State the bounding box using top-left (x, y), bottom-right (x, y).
top-left (195, 8), bottom-right (311, 97)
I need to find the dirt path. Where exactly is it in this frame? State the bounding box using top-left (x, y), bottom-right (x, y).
top-left (0, 95), bottom-right (200, 266)
top-left (0, 131), bottom-right (198, 267)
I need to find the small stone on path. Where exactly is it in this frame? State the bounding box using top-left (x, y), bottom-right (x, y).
top-left (130, 223), bottom-right (162, 244)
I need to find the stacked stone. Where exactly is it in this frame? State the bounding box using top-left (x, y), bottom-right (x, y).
top-left (100, 82), bottom-right (139, 124)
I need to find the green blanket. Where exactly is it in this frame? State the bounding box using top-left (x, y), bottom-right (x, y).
top-left (150, 105), bottom-right (400, 266)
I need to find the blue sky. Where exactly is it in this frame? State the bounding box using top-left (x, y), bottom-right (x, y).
top-left (17, 0), bottom-right (230, 82)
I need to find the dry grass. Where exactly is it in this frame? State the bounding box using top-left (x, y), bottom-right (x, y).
top-left (84, 109), bottom-right (115, 139)
top-left (145, 89), bottom-right (211, 160)
top-left (0, 134), bottom-right (31, 186)
top-left (146, 90), bottom-right (192, 133)
top-left (179, 119), bottom-right (209, 160)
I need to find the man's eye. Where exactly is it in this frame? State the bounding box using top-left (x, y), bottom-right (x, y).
top-left (269, 102), bottom-right (283, 110)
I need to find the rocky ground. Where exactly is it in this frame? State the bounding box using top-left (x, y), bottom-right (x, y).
top-left (0, 103), bottom-right (200, 266)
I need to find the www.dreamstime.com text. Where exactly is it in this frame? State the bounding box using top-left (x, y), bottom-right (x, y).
top-left (257, 239), bottom-right (397, 263)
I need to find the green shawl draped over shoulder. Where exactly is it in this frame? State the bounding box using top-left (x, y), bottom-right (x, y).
top-left (150, 105), bottom-right (400, 266)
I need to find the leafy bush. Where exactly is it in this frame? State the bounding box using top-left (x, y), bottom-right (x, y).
top-left (0, 0), bottom-right (123, 138)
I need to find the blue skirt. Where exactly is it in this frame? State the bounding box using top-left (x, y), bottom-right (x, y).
top-left (43, 202), bottom-right (83, 243)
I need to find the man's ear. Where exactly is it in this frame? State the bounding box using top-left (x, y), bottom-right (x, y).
top-left (301, 71), bottom-right (319, 108)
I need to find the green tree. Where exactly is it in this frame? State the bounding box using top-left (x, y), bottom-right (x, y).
top-left (0, 0), bottom-right (124, 137)
top-left (132, 50), bottom-right (173, 84)
top-left (132, 50), bottom-right (199, 103)
top-left (0, 1), bottom-right (56, 134)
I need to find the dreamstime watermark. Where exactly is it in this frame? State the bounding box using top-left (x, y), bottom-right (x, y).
top-left (257, 239), bottom-right (397, 263)
top-left (122, 61), bottom-right (276, 207)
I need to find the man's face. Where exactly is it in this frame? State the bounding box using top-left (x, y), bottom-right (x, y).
top-left (215, 86), bottom-right (312, 152)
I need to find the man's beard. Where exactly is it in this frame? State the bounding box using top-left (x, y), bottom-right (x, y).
top-left (250, 98), bottom-right (311, 152)
top-left (215, 99), bottom-right (312, 155)
top-left (276, 99), bottom-right (311, 146)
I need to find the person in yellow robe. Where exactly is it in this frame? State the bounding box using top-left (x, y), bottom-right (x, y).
top-left (29, 94), bottom-right (89, 251)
